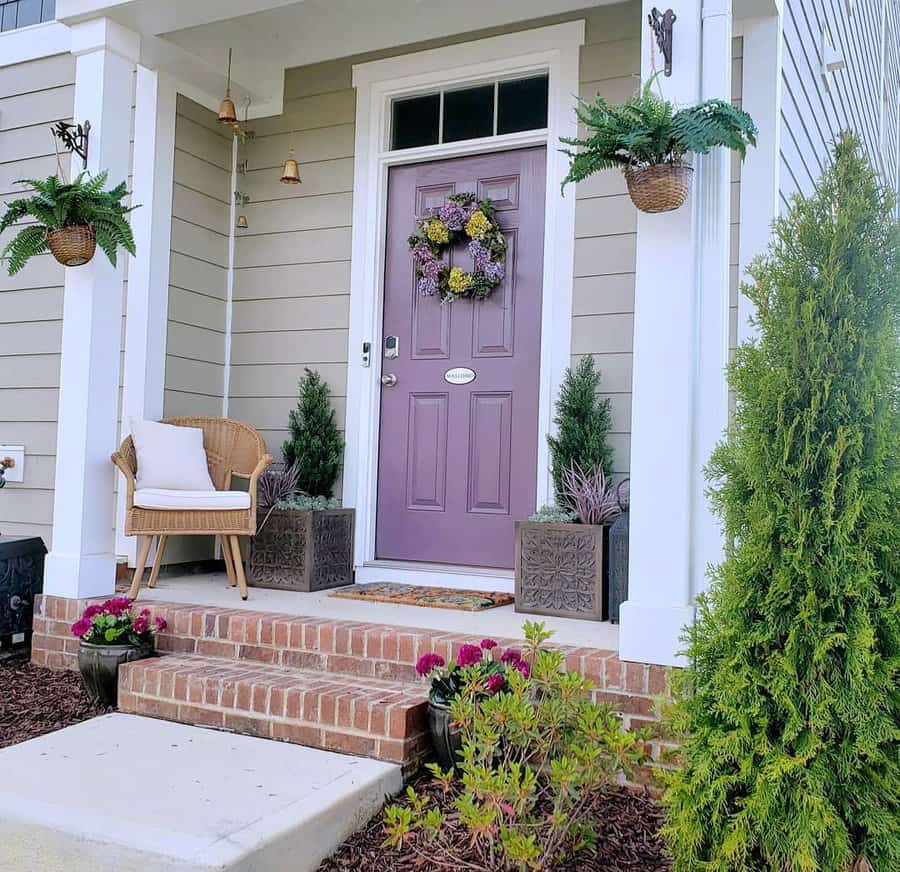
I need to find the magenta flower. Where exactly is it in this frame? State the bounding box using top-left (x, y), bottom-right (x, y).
top-left (480, 638), bottom-right (498, 651)
top-left (487, 673), bottom-right (505, 694)
top-left (83, 603), bottom-right (104, 619)
top-left (71, 618), bottom-right (92, 638)
top-left (415, 652), bottom-right (446, 677)
top-left (455, 643), bottom-right (483, 668)
top-left (154, 616), bottom-right (167, 632)
top-left (103, 596), bottom-right (132, 617)
top-left (500, 648), bottom-right (522, 664)
top-left (132, 615), bottom-right (149, 635)
top-left (516, 660), bottom-right (531, 679)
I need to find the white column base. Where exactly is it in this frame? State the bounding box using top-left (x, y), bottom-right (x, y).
top-left (618, 601), bottom-right (695, 667)
top-left (43, 552), bottom-right (117, 600)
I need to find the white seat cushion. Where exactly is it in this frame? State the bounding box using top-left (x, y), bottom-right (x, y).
top-left (130, 418), bottom-right (215, 492)
top-left (134, 488), bottom-right (251, 511)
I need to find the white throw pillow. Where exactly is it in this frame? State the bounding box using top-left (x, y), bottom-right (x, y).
top-left (129, 419), bottom-right (215, 491)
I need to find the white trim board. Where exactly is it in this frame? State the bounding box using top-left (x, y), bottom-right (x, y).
top-left (0, 20), bottom-right (70, 67)
top-left (342, 21), bottom-right (584, 585)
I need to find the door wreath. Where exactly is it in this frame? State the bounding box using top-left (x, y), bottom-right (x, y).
top-left (408, 192), bottom-right (507, 303)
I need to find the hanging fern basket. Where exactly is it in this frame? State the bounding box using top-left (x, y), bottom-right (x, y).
top-left (623, 161), bottom-right (693, 213)
top-left (47, 224), bottom-right (96, 267)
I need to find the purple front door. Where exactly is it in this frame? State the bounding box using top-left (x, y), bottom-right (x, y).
top-left (375, 148), bottom-right (546, 569)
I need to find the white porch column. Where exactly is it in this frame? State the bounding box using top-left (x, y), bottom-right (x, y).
top-left (736, 8), bottom-right (783, 343)
top-left (619, 0), bottom-right (734, 665)
top-left (43, 19), bottom-right (140, 599)
top-left (115, 65), bottom-right (176, 564)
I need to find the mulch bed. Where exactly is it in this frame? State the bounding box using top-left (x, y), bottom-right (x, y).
top-left (0, 656), bottom-right (105, 750)
top-left (319, 774), bottom-right (670, 872)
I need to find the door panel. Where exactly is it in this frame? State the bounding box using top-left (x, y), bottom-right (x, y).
top-left (376, 147), bottom-right (546, 569)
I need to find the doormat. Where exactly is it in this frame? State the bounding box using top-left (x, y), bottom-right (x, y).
top-left (328, 582), bottom-right (514, 612)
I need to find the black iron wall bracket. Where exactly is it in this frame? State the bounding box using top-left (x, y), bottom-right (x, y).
top-left (648, 8), bottom-right (677, 77)
top-left (51, 120), bottom-right (91, 169)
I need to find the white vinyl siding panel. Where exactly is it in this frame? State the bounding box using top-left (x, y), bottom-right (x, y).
top-left (780, 0), bottom-right (900, 209)
top-left (0, 53), bottom-right (74, 546)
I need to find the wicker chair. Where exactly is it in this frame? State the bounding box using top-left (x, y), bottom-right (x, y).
top-left (112, 417), bottom-right (272, 601)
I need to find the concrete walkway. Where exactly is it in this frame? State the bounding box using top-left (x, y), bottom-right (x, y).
top-left (0, 714), bottom-right (401, 871)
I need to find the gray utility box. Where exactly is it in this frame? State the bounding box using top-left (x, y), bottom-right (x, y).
top-left (0, 535), bottom-right (46, 654)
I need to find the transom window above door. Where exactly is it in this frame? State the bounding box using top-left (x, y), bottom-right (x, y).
top-left (390, 74), bottom-right (549, 150)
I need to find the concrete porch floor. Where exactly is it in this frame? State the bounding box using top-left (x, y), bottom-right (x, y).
top-left (132, 571), bottom-right (620, 651)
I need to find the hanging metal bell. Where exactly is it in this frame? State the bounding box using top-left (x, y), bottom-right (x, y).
top-left (218, 95), bottom-right (237, 125)
top-left (280, 157), bottom-right (302, 184)
top-left (236, 215), bottom-right (249, 229)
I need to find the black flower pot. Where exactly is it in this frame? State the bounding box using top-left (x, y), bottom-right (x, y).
top-left (77, 641), bottom-right (154, 707)
top-left (428, 700), bottom-right (463, 770)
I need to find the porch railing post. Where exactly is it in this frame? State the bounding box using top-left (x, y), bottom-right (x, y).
top-left (620, 0), bottom-right (734, 666)
top-left (43, 18), bottom-right (140, 600)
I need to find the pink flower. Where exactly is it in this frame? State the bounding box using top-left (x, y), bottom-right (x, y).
top-left (415, 652), bottom-right (445, 677)
top-left (500, 648), bottom-right (521, 664)
top-left (83, 604), bottom-right (104, 619)
top-left (516, 660), bottom-right (531, 679)
top-left (139, 608), bottom-right (151, 618)
top-left (71, 618), bottom-right (92, 638)
top-left (103, 596), bottom-right (132, 617)
top-left (154, 616), bottom-right (167, 632)
top-left (132, 616), bottom-right (149, 635)
top-left (455, 644), bottom-right (483, 668)
top-left (480, 638), bottom-right (498, 651)
top-left (487, 673), bottom-right (505, 694)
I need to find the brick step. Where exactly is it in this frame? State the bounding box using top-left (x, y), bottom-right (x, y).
top-left (118, 653), bottom-right (430, 770)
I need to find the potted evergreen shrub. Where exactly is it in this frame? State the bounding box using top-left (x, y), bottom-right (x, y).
top-left (515, 357), bottom-right (621, 620)
top-left (70, 597), bottom-right (166, 707)
top-left (561, 78), bottom-right (757, 213)
top-left (0, 171), bottom-right (136, 273)
top-left (248, 368), bottom-right (354, 591)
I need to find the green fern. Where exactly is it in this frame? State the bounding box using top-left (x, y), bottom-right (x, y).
top-left (561, 77), bottom-right (757, 190)
top-left (0, 171), bottom-right (138, 275)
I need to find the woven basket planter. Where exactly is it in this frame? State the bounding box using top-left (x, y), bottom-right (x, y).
top-left (248, 507), bottom-right (354, 592)
top-left (624, 162), bottom-right (693, 213)
top-left (47, 224), bottom-right (96, 267)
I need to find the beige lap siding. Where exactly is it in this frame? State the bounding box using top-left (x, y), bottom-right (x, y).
top-left (162, 96), bottom-right (232, 563)
top-left (0, 54), bottom-right (76, 547)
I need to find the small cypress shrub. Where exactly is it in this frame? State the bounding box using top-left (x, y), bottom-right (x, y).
top-left (282, 368), bottom-right (344, 499)
top-left (547, 356), bottom-right (614, 508)
top-left (663, 132), bottom-right (900, 871)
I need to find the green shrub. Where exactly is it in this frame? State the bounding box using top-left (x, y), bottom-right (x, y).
top-left (663, 132), bottom-right (900, 871)
top-left (547, 356), bottom-right (613, 509)
top-left (282, 368), bottom-right (343, 498)
top-left (384, 622), bottom-right (649, 870)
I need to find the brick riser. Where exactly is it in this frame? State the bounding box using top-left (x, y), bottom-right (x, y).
top-left (118, 655), bottom-right (430, 774)
top-left (31, 595), bottom-right (676, 769)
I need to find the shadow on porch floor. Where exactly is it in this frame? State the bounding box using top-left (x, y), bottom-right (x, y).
top-left (132, 572), bottom-right (619, 651)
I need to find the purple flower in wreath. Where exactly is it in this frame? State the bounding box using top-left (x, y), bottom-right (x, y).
top-left (483, 260), bottom-right (505, 284)
top-left (467, 240), bottom-right (490, 270)
top-left (438, 200), bottom-right (466, 231)
top-left (417, 277), bottom-right (438, 296)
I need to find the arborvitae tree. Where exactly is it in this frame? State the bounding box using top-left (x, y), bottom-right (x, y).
top-left (282, 368), bottom-right (344, 499)
top-left (663, 132), bottom-right (899, 871)
top-left (547, 356), bottom-right (614, 508)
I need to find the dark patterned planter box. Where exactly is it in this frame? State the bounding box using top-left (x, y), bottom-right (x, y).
top-left (514, 521), bottom-right (606, 621)
top-left (248, 508), bottom-right (354, 592)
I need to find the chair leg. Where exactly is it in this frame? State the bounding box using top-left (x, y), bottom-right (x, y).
top-left (228, 535), bottom-right (248, 601)
top-left (147, 535), bottom-right (168, 589)
top-left (221, 535), bottom-right (236, 587)
top-left (127, 536), bottom-right (153, 600)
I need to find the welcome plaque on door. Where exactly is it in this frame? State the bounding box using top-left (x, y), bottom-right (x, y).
top-left (444, 366), bottom-right (476, 385)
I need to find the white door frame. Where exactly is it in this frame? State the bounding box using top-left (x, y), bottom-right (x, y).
top-left (343, 21), bottom-right (584, 590)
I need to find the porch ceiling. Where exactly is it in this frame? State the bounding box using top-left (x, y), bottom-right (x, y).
top-left (58, 0), bottom-right (625, 119)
